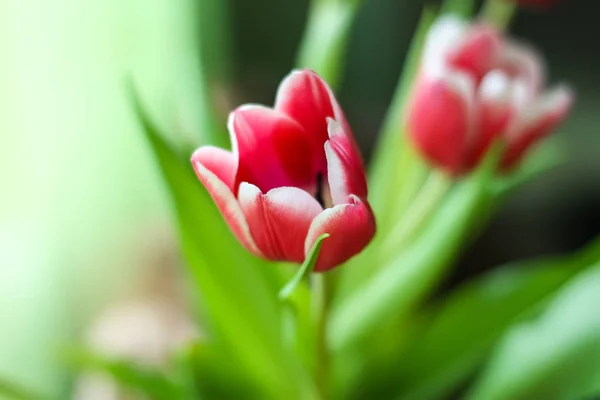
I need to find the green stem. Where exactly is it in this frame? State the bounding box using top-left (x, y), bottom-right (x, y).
top-left (329, 146), bottom-right (502, 351)
top-left (0, 377), bottom-right (46, 400)
top-left (479, 0), bottom-right (517, 30)
top-left (296, 0), bottom-right (363, 88)
top-left (440, 0), bottom-right (477, 18)
top-left (383, 170), bottom-right (452, 258)
top-left (334, 8), bottom-right (436, 302)
top-left (197, 0), bottom-right (234, 83)
top-left (313, 274), bottom-right (330, 399)
top-left (368, 6), bottom-right (436, 217)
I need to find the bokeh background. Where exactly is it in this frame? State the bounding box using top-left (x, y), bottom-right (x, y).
top-left (0, 0), bottom-right (598, 397)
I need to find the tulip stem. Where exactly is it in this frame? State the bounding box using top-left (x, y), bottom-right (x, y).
top-left (480, 0), bottom-right (517, 30)
top-left (383, 170), bottom-right (452, 259)
top-left (313, 273), bottom-right (330, 398)
top-left (296, 0), bottom-right (363, 88)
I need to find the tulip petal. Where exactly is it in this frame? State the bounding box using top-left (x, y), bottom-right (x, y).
top-left (192, 160), bottom-right (262, 256)
top-left (191, 146), bottom-right (237, 191)
top-left (229, 105), bottom-right (315, 193)
top-left (496, 40), bottom-right (545, 95)
top-left (465, 70), bottom-right (513, 168)
top-left (238, 183), bottom-right (323, 263)
top-left (408, 71), bottom-right (475, 174)
top-left (304, 195), bottom-right (375, 272)
top-left (502, 85), bottom-right (573, 169)
top-left (325, 119), bottom-right (368, 205)
top-left (274, 70), bottom-right (354, 169)
top-left (449, 24), bottom-right (502, 81)
top-left (422, 16), bottom-right (468, 74)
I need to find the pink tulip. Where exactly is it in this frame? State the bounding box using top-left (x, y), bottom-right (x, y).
top-left (191, 70), bottom-right (375, 272)
top-left (408, 16), bottom-right (573, 175)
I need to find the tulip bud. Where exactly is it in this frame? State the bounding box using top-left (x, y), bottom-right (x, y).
top-left (192, 70), bottom-right (375, 272)
top-left (407, 16), bottom-right (573, 175)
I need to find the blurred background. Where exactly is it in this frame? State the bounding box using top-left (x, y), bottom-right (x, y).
top-left (0, 0), bottom-right (598, 397)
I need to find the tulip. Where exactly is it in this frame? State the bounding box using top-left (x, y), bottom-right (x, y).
top-left (407, 16), bottom-right (573, 175)
top-left (191, 70), bottom-right (375, 272)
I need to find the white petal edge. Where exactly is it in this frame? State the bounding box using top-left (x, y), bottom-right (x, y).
top-left (422, 15), bottom-right (468, 76)
top-left (508, 84), bottom-right (574, 140)
top-left (193, 162), bottom-right (262, 256)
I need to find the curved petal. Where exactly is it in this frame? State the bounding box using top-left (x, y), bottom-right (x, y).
top-left (304, 195), bottom-right (375, 272)
top-left (238, 183), bottom-right (323, 263)
top-left (449, 24), bottom-right (502, 81)
top-left (275, 70), bottom-right (335, 145)
top-left (228, 105), bottom-right (315, 192)
top-left (274, 69), bottom-right (353, 171)
top-left (502, 85), bottom-right (573, 169)
top-left (465, 70), bottom-right (513, 168)
top-left (408, 71), bottom-right (475, 174)
top-left (422, 16), bottom-right (468, 74)
top-left (496, 40), bottom-right (545, 95)
top-left (191, 146), bottom-right (237, 191)
top-left (191, 160), bottom-right (262, 257)
top-left (325, 119), bottom-right (368, 205)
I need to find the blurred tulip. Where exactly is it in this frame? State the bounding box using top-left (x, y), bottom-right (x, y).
top-left (407, 16), bottom-right (573, 175)
top-left (192, 70), bottom-right (375, 272)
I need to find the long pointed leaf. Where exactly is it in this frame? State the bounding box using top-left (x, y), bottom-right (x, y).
top-left (390, 236), bottom-right (600, 400)
top-left (468, 258), bottom-right (600, 400)
top-left (129, 86), bottom-right (306, 398)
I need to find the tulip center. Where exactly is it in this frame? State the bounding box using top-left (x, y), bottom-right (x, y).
top-left (312, 171), bottom-right (334, 209)
top-left (315, 172), bottom-right (326, 208)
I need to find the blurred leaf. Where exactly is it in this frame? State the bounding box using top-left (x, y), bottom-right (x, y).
top-left (367, 6), bottom-right (436, 220)
top-left (493, 137), bottom-right (567, 196)
top-left (193, 0), bottom-right (233, 148)
top-left (69, 351), bottom-right (183, 400)
top-left (440, 0), bottom-right (477, 17)
top-left (279, 234), bottom-right (329, 300)
top-left (0, 377), bottom-right (46, 400)
top-left (296, 0), bottom-right (362, 88)
top-left (171, 346), bottom-right (202, 400)
top-left (186, 343), bottom-right (262, 399)
top-left (129, 86), bottom-right (310, 398)
top-left (337, 6), bottom-right (437, 299)
top-left (330, 147), bottom-right (501, 352)
top-left (197, 0), bottom-right (234, 83)
top-left (467, 258), bottom-right (600, 400)
top-left (479, 0), bottom-right (517, 29)
top-left (389, 236), bottom-right (600, 400)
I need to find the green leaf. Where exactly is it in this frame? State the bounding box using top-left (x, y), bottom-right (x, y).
top-left (493, 137), bottom-right (566, 196)
top-left (296, 0), bottom-right (362, 89)
top-left (440, 0), bottom-right (477, 17)
top-left (186, 343), bottom-right (263, 399)
top-left (129, 85), bottom-right (310, 398)
top-left (329, 146), bottom-right (500, 352)
top-left (389, 236), bottom-right (600, 400)
top-left (279, 234), bottom-right (329, 300)
top-left (337, 6), bottom-right (437, 299)
top-left (0, 377), bottom-right (46, 400)
top-left (367, 6), bottom-right (436, 220)
top-left (467, 257), bottom-right (600, 400)
top-left (479, 0), bottom-right (517, 30)
top-left (68, 351), bottom-right (184, 400)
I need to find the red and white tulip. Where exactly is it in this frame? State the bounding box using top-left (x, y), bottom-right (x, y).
top-left (408, 16), bottom-right (573, 175)
top-left (191, 70), bottom-right (375, 272)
